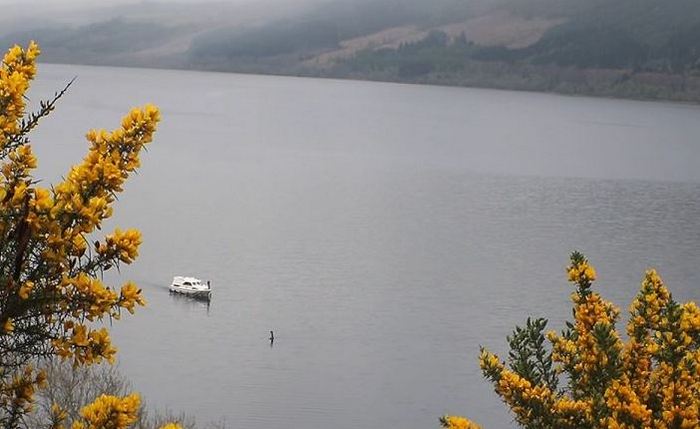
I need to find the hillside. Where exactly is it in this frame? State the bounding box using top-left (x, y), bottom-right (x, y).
top-left (3, 0), bottom-right (700, 101)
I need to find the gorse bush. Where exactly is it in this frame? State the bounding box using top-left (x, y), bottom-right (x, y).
top-left (0, 41), bottom-right (181, 429)
top-left (443, 252), bottom-right (700, 429)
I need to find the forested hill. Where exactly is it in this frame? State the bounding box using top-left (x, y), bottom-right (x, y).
top-left (3, 0), bottom-right (700, 101)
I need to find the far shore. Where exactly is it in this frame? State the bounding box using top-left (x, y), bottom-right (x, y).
top-left (39, 59), bottom-right (700, 106)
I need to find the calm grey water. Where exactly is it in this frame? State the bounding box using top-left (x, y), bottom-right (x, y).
top-left (29, 64), bottom-right (700, 429)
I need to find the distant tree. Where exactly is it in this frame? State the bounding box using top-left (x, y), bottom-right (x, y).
top-left (453, 32), bottom-right (470, 47)
top-left (398, 61), bottom-right (434, 78)
top-left (423, 30), bottom-right (449, 48)
top-left (528, 24), bottom-right (649, 69)
top-left (28, 360), bottom-right (209, 429)
top-left (661, 23), bottom-right (700, 73)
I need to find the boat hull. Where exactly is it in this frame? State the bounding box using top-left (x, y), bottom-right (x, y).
top-left (169, 286), bottom-right (211, 300)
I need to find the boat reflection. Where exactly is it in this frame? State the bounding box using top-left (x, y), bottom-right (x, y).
top-left (167, 288), bottom-right (211, 313)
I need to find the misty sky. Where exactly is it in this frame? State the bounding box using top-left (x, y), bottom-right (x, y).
top-left (0, 0), bottom-right (326, 26)
top-left (0, 0), bottom-right (296, 4)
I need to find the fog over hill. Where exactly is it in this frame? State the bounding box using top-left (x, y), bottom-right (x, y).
top-left (3, 0), bottom-right (700, 101)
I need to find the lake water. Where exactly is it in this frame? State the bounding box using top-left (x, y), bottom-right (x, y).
top-left (29, 64), bottom-right (700, 428)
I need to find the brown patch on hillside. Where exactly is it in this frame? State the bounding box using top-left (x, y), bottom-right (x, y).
top-left (307, 26), bottom-right (426, 66)
top-left (306, 12), bottom-right (566, 67)
top-left (441, 12), bottom-right (566, 48)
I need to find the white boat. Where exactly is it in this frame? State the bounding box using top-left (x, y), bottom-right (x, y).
top-left (169, 276), bottom-right (211, 300)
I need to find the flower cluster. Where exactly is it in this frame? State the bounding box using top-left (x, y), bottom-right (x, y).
top-left (0, 42), bottom-right (39, 150)
top-left (158, 424), bottom-right (184, 429)
top-left (440, 415), bottom-right (482, 429)
top-left (0, 41), bottom-right (165, 429)
top-left (566, 255), bottom-right (597, 285)
top-left (445, 252), bottom-right (700, 429)
top-left (47, 394), bottom-right (184, 429)
top-left (70, 393), bottom-right (141, 429)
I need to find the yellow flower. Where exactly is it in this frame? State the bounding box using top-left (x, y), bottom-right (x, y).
top-left (103, 228), bottom-right (142, 264)
top-left (440, 415), bottom-right (482, 429)
top-left (18, 281), bottom-right (34, 299)
top-left (31, 187), bottom-right (54, 211)
top-left (464, 253), bottom-right (700, 429)
top-left (51, 403), bottom-right (69, 422)
top-left (11, 181), bottom-right (28, 205)
top-left (119, 282), bottom-right (146, 314)
top-left (3, 318), bottom-right (14, 332)
top-left (0, 42), bottom-right (161, 429)
top-left (74, 393), bottom-right (140, 429)
top-left (567, 259), bottom-right (597, 284)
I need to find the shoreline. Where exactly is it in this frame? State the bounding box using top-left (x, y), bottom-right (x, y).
top-left (38, 59), bottom-right (700, 107)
